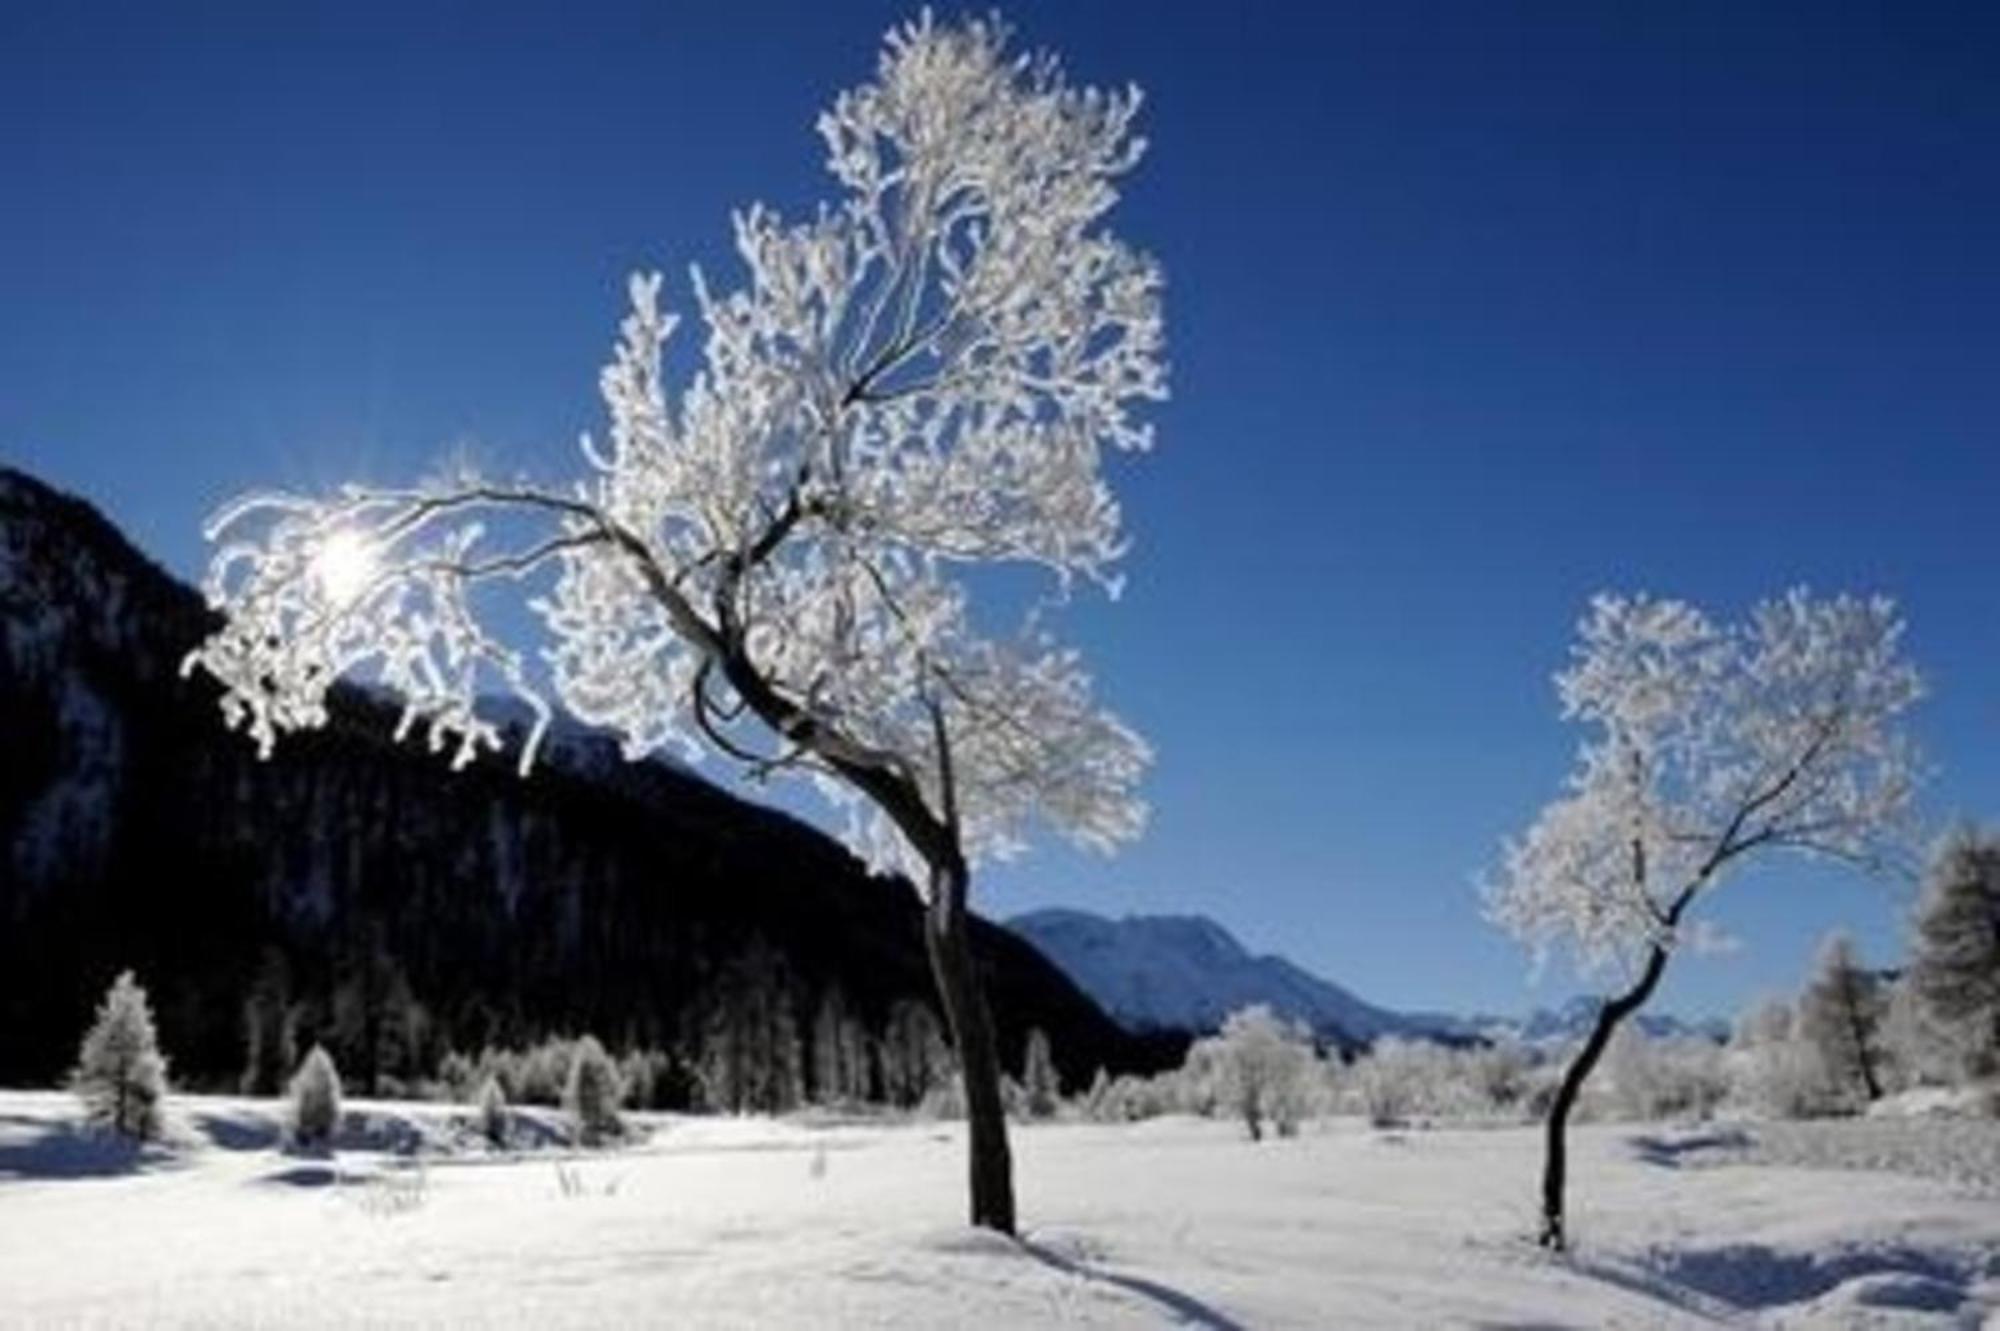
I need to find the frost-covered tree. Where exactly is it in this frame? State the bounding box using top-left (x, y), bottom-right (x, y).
top-left (181, 14), bottom-right (1162, 1235)
top-left (1727, 997), bottom-right (1833, 1118)
top-left (476, 1074), bottom-right (509, 1150)
top-left (1606, 1026), bottom-right (1726, 1121)
top-left (1796, 932), bottom-right (1887, 1105)
top-left (288, 1044), bottom-right (342, 1151)
top-left (1206, 1005), bottom-right (1316, 1141)
top-left (240, 946), bottom-right (296, 1096)
top-left (881, 998), bottom-right (953, 1109)
top-left (1021, 1028), bottom-right (1059, 1119)
top-left (810, 986), bottom-right (872, 1107)
top-left (564, 1035), bottom-right (624, 1146)
top-left (702, 940), bottom-right (804, 1113)
top-left (1485, 590), bottom-right (1920, 1249)
top-left (72, 970), bottom-right (169, 1141)
top-left (1907, 828), bottom-right (2000, 1078)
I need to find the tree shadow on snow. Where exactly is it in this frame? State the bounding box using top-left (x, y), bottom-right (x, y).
top-left (1565, 1241), bottom-right (1973, 1323)
top-left (1625, 1128), bottom-right (1753, 1169)
top-left (0, 1119), bottom-right (180, 1180)
top-left (187, 1110), bottom-right (282, 1152)
top-left (1017, 1236), bottom-right (1249, 1331)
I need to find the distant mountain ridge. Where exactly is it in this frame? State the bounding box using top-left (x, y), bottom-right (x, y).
top-left (1006, 909), bottom-right (1440, 1049)
top-left (1008, 908), bottom-right (1727, 1049)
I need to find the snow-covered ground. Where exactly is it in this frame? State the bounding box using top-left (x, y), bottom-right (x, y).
top-left (2, 1092), bottom-right (1996, 1328)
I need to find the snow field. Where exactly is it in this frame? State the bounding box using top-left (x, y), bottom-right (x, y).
top-left (2, 1093), bottom-right (1996, 1328)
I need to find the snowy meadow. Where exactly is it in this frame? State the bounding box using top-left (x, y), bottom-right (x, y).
top-left (3, 1090), bottom-right (1997, 1329)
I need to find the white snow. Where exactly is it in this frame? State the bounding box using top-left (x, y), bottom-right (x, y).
top-left (1, 1091), bottom-right (1995, 1327)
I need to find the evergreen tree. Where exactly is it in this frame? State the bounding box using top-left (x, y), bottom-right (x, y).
top-left (72, 970), bottom-right (169, 1141)
top-left (1796, 932), bottom-right (1887, 1104)
top-left (700, 942), bottom-right (803, 1114)
top-left (811, 987), bottom-right (871, 1107)
top-left (240, 947), bottom-right (296, 1096)
top-left (564, 1035), bottom-right (623, 1146)
top-left (476, 1074), bottom-right (509, 1150)
top-left (1021, 1028), bottom-right (1059, 1119)
top-left (1909, 828), bottom-right (2000, 1078)
top-left (881, 999), bottom-right (952, 1109)
top-left (288, 1044), bottom-right (343, 1151)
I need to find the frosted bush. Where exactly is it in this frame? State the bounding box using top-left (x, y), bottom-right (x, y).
top-left (564, 1035), bottom-right (624, 1147)
top-left (476, 1075), bottom-right (509, 1150)
top-left (289, 1045), bottom-right (343, 1151)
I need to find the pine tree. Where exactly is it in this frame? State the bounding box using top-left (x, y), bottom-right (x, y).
top-left (240, 947), bottom-right (296, 1096)
top-left (811, 987), bottom-right (871, 1107)
top-left (476, 1074), bottom-right (509, 1150)
top-left (1909, 829), bottom-right (2000, 1078)
top-left (288, 1044), bottom-right (343, 1151)
top-left (1021, 1029), bottom-right (1059, 1119)
top-left (1083, 1067), bottom-right (1112, 1121)
top-left (564, 1035), bottom-right (623, 1146)
top-left (882, 1000), bottom-right (952, 1109)
top-left (1796, 932), bottom-right (1887, 1105)
top-left (72, 970), bottom-right (169, 1141)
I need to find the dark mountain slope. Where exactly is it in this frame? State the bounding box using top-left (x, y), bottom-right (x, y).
top-left (0, 467), bottom-right (1157, 1093)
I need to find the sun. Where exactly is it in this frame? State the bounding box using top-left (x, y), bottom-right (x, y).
top-left (312, 530), bottom-right (378, 605)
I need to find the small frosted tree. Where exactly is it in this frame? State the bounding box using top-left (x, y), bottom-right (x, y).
top-left (1021, 1028), bottom-right (1059, 1119)
top-left (476, 1074), bottom-right (509, 1150)
top-left (182, 14), bottom-right (1163, 1235)
top-left (565, 1035), bottom-right (624, 1147)
top-left (1209, 1005), bottom-right (1316, 1141)
top-left (1907, 828), bottom-right (2000, 1079)
top-left (240, 946), bottom-right (295, 1096)
top-left (1796, 932), bottom-right (1887, 1106)
top-left (1486, 591), bottom-right (1920, 1249)
top-left (72, 970), bottom-right (169, 1141)
top-left (288, 1044), bottom-right (342, 1151)
top-left (1728, 998), bottom-right (1832, 1118)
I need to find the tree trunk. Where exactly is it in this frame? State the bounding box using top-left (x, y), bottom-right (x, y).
top-left (1539, 943), bottom-right (1671, 1251)
top-left (1845, 993), bottom-right (1883, 1102)
top-left (924, 852), bottom-right (1016, 1235)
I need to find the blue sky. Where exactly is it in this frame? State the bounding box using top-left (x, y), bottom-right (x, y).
top-left (5, 2), bottom-right (1997, 1020)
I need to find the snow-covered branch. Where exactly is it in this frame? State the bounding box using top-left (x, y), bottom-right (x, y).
top-left (185, 14), bottom-right (1164, 879)
top-left (1486, 590), bottom-right (1922, 977)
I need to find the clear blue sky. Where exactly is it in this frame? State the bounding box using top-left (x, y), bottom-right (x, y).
top-left (5, 2), bottom-right (1997, 1021)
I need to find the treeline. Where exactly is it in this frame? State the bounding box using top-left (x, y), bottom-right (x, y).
top-left (230, 931), bottom-right (977, 1114)
top-left (1081, 827), bottom-right (2000, 1136)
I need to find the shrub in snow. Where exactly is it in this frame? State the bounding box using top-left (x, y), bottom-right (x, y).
top-left (518, 1037), bottom-right (577, 1107)
top-left (1606, 1027), bottom-right (1727, 1121)
top-left (1796, 931), bottom-right (1888, 1106)
top-left (1207, 1005), bottom-right (1316, 1140)
top-left (564, 1035), bottom-right (623, 1146)
top-left (476, 1075), bottom-right (509, 1150)
top-left (72, 969), bottom-right (169, 1141)
top-left (1907, 828), bottom-right (2000, 1079)
top-left (1021, 1028), bottom-right (1059, 1119)
top-left (1461, 1041), bottom-right (1537, 1116)
top-left (288, 1045), bottom-right (343, 1151)
top-left (1727, 1003), bottom-right (1836, 1119)
top-left (1348, 1037), bottom-right (1459, 1126)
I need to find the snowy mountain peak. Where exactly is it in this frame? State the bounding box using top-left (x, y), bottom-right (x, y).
top-left (1007, 909), bottom-right (1436, 1048)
